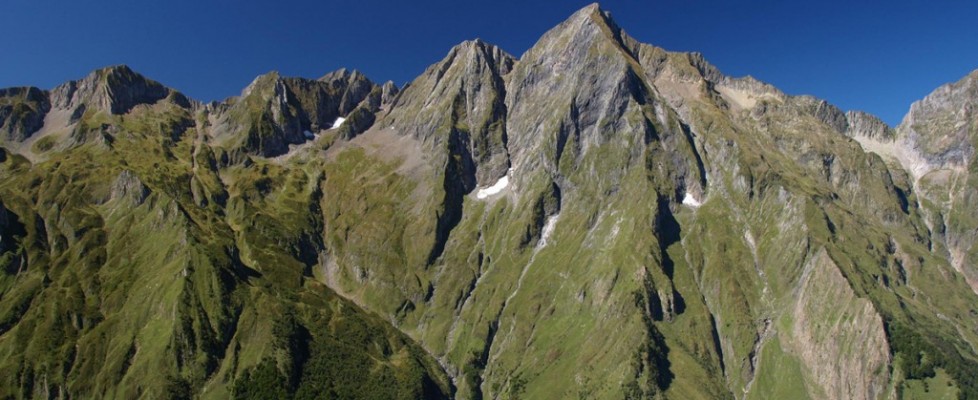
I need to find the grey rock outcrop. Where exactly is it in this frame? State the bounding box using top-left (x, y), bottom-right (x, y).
top-left (50, 65), bottom-right (181, 117)
top-left (845, 110), bottom-right (895, 141)
top-left (110, 170), bottom-right (150, 206)
top-left (381, 38), bottom-right (515, 185)
top-left (505, 3), bottom-right (705, 199)
top-left (0, 87), bottom-right (51, 142)
top-left (380, 80), bottom-right (400, 106)
top-left (790, 249), bottom-right (891, 400)
top-left (894, 70), bottom-right (978, 291)
top-left (896, 69), bottom-right (978, 169)
top-left (207, 69), bottom-right (380, 156)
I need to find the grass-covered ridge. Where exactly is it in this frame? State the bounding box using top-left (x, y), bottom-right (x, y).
top-left (0, 94), bottom-right (453, 398)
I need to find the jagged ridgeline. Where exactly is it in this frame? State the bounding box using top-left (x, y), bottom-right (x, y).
top-left (1, 3), bottom-right (977, 399)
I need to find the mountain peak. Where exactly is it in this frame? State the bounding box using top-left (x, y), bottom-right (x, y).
top-left (449, 38), bottom-right (489, 54)
top-left (900, 68), bottom-right (978, 132)
top-left (893, 68), bottom-right (978, 173)
top-left (85, 65), bottom-right (169, 101)
top-left (240, 71), bottom-right (281, 97)
top-left (92, 64), bottom-right (137, 79)
top-left (570, 2), bottom-right (604, 20)
top-left (519, 2), bottom-right (639, 68)
top-left (442, 39), bottom-right (515, 75)
top-left (319, 68), bottom-right (368, 84)
top-left (565, 2), bottom-right (626, 40)
top-left (50, 65), bottom-right (176, 115)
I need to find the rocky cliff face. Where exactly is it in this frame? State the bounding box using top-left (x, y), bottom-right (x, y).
top-left (1, 3), bottom-right (977, 400)
top-left (382, 39), bottom-right (514, 184)
top-left (49, 65), bottom-right (186, 119)
top-left (893, 71), bottom-right (978, 293)
top-left (898, 71), bottom-right (977, 170)
top-left (205, 68), bottom-right (382, 157)
top-left (846, 110), bottom-right (896, 141)
top-left (789, 249), bottom-right (891, 400)
top-left (0, 87), bottom-right (50, 142)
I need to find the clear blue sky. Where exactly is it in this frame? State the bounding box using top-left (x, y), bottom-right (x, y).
top-left (3, 0), bottom-right (977, 125)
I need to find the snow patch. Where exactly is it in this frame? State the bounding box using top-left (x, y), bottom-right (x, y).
top-left (538, 215), bottom-right (559, 248)
top-left (331, 117), bottom-right (347, 129)
top-left (303, 130), bottom-right (314, 138)
top-left (682, 192), bottom-right (703, 208)
top-left (476, 170), bottom-right (511, 199)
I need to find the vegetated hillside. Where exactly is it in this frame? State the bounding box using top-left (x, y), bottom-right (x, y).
top-left (1, 3), bottom-right (977, 399)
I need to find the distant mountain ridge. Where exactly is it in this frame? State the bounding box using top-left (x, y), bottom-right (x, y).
top-left (1, 3), bottom-right (977, 399)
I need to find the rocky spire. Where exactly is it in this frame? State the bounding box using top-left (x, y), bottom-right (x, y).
top-left (381, 38), bottom-right (515, 185)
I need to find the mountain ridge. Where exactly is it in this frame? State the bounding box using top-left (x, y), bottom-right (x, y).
top-left (1, 3), bottom-right (977, 399)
